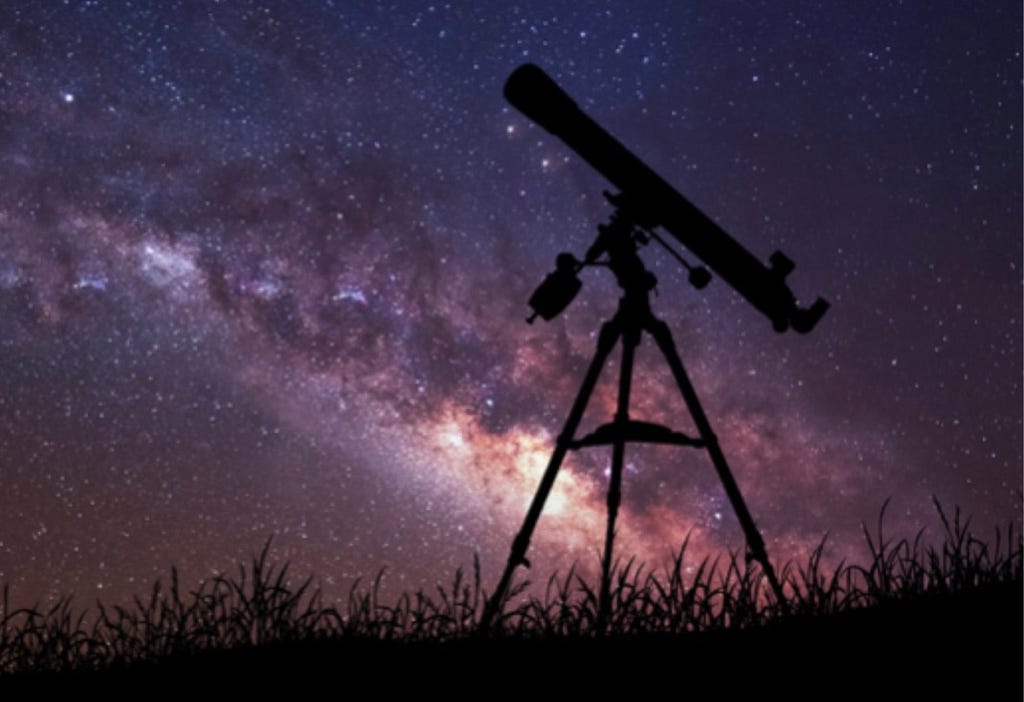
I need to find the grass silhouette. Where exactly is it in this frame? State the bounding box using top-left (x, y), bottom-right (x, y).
top-left (1, 498), bottom-right (1020, 691)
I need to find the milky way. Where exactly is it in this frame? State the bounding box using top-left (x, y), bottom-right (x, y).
top-left (0, 2), bottom-right (1020, 607)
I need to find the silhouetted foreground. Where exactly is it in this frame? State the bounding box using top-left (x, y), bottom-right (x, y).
top-left (2, 502), bottom-right (1021, 695)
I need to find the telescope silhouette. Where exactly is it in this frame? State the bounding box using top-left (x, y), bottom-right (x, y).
top-left (505, 64), bottom-right (828, 333)
top-left (480, 65), bottom-right (831, 630)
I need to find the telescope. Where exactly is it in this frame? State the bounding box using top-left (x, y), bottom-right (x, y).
top-left (507, 64), bottom-right (828, 333)
top-left (481, 65), bottom-right (830, 632)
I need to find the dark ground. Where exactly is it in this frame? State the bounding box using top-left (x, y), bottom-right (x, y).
top-left (4, 579), bottom-right (1020, 698)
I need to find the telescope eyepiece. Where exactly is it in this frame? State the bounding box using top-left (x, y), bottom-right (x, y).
top-left (790, 298), bottom-right (830, 334)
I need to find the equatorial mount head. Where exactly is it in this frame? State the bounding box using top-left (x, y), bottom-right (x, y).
top-left (526, 196), bottom-right (712, 324)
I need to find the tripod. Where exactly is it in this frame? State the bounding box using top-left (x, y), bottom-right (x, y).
top-left (479, 211), bottom-right (788, 631)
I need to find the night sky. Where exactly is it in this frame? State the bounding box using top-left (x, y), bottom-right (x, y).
top-left (1, 1), bottom-right (1020, 609)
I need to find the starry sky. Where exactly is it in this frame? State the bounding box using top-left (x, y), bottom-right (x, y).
top-left (1, 1), bottom-right (1020, 608)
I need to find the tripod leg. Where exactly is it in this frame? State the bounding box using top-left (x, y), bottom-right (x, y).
top-left (646, 317), bottom-right (789, 610)
top-left (479, 318), bottom-right (622, 631)
top-left (598, 331), bottom-right (637, 630)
